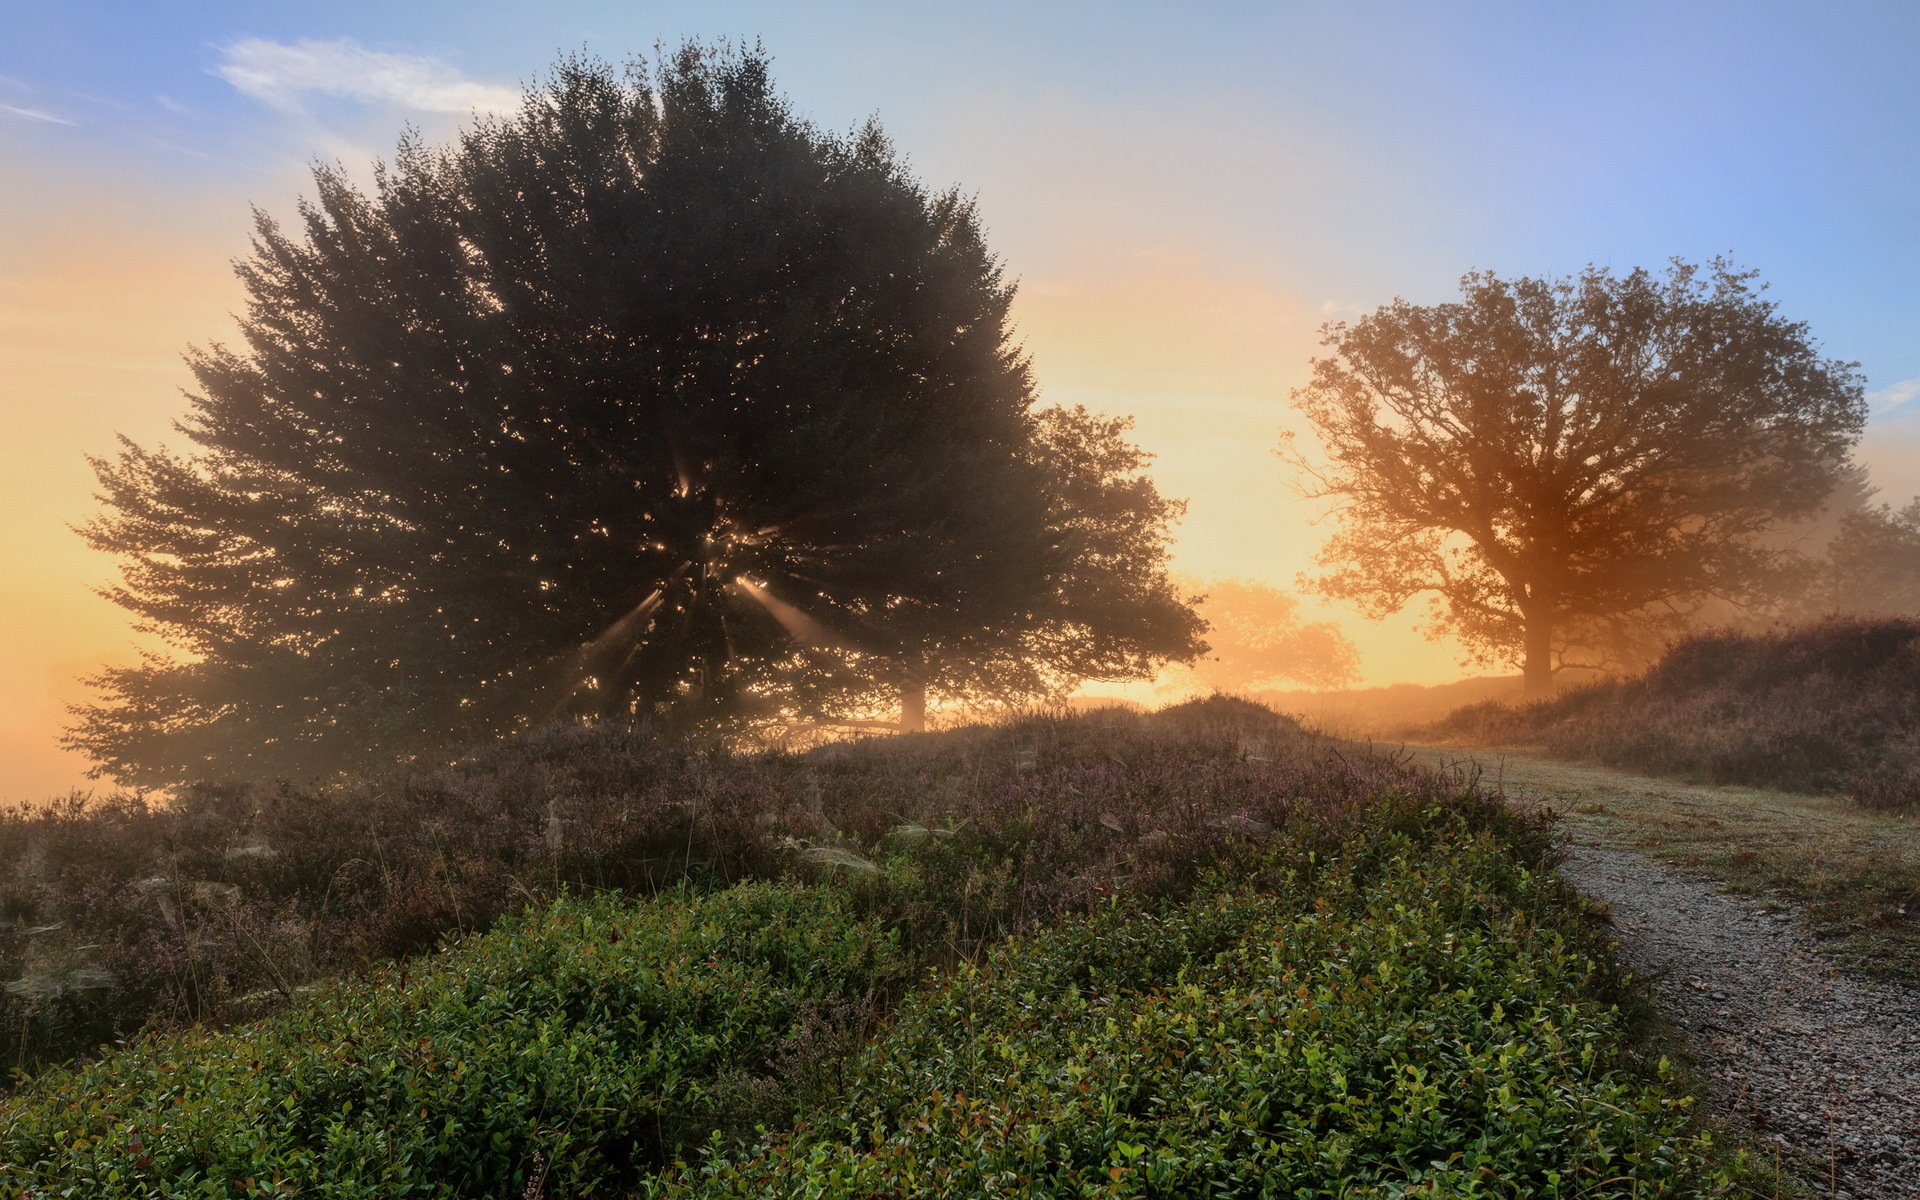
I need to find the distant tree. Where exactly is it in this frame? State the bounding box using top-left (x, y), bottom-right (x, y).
top-left (69, 47), bottom-right (1201, 787)
top-left (1813, 498), bottom-right (1920, 616)
top-left (1163, 577), bottom-right (1359, 694)
top-left (1680, 459), bottom-right (1874, 633)
top-left (1285, 260), bottom-right (1866, 694)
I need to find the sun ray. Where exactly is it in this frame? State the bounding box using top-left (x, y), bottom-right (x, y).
top-left (543, 584), bottom-right (672, 719)
top-left (729, 577), bottom-right (859, 651)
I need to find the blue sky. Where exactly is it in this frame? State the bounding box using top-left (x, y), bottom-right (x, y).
top-left (9, 2), bottom-right (1919, 344)
top-left (2, 1), bottom-right (1918, 798)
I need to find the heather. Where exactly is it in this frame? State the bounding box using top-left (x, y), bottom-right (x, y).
top-left (1432, 617), bottom-right (1920, 812)
top-left (0, 795), bottom-right (1732, 1198)
top-left (671, 836), bottom-right (1712, 1199)
top-left (3, 698), bottom-right (1506, 1079)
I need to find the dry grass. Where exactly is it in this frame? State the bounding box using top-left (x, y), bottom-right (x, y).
top-left (1432, 619), bottom-right (1920, 813)
top-left (1400, 744), bottom-right (1920, 986)
top-left (3, 698), bottom-right (1522, 1082)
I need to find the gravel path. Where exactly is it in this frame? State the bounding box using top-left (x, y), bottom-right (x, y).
top-left (1559, 844), bottom-right (1920, 1198)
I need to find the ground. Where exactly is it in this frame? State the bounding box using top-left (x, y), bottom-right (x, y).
top-left (1401, 744), bottom-right (1920, 1198)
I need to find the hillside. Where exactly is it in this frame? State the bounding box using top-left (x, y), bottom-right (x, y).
top-left (1431, 617), bottom-right (1920, 812)
top-left (0, 700), bottom-right (1757, 1196)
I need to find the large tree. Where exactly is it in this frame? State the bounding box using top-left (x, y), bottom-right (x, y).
top-left (70, 47), bottom-right (1200, 787)
top-left (1285, 260), bottom-right (1866, 694)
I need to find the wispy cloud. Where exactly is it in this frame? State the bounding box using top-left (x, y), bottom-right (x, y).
top-left (0, 102), bottom-right (76, 126)
top-left (214, 38), bottom-right (520, 115)
top-left (1870, 376), bottom-right (1920, 417)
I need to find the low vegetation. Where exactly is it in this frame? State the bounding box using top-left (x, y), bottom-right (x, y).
top-left (670, 835), bottom-right (1715, 1199)
top-left (1, 885), bottom-right (908, 1197)
top-left (3, 699), bottom-right (1465, 1078)
top-left (1403, 747), bottom-right (1920, 987)
top-left (0, 700), bottom-right (1774, 1195)
top-left (3, 786), bottom-right (1743, 1197)
top-left (1432, 617), bottom-right (1920, 813)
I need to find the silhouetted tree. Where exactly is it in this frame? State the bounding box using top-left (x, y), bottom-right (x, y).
top-left (70, 47), bottom-right (1201, 786)
top-left (1163, 577), bottom-right (1359, 694)
top-left (1285, 260), bottom-right (1866, 694)
top-left (1813, 498), bottom-right (1920, 616)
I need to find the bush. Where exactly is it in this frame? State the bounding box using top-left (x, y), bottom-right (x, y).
top-left (1431, 618), bottom-right (1920, 811)
top-left (4, 808), bottom-right (1733, 1198)
top-left (670, 832), bottom-right (1714, 1199)
top-left (0, 883), bottom-right (908, 1198)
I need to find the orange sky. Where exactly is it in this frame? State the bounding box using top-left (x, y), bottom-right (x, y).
top-left (7, 174), bottom-right (1920, 804)
top-left (1, 177), bottom-right (249, 803)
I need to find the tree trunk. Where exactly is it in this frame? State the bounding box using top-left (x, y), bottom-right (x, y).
top-left (1521, 608), bottom-right (1554, 698)
top-left (898, 677), bottom-right (927, 733)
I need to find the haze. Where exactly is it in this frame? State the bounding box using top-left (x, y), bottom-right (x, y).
top-left (4, 1), bottom-right (1918, 802)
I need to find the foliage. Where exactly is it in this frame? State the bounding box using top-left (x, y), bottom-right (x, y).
top-left (2, 799), bottom-right (1738, 1198)
top-left (68, 45), bottom-right (1199, 789)
top-left (1809, 497), bottom-right (1920, 617)
top-left (0, 884), bottom-right (910, 1197)
top-left (673, 835), bottom-right (1715, 1198)
top-left (5, 698), bottom-right (1507, 1080)
top-left (1286, 259), bottom-right (1866, 694)
top-left (1163, 575), bottom-right (1360, 693)
top-left (778, 405), bottom-right (1205, 732)
top-left (1432, 617), bottom-right (1920, 811)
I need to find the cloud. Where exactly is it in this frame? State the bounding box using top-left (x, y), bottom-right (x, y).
top-left (1869, 376), bottom-right (1920, 417)
top-left (214, 38), bottom-right (520, 116)
top-left (0, 102), bottom-right (76, 126)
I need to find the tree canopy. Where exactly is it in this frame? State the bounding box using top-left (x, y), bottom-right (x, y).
top-left (1286, 260), bottom-right (1866, 693)
top-left (1810, 497), bottom-right (1920, 618)
top-left (1164, 577), bottom-right (1360, 694)
top-left (70, 46), bottom-right (1201, 787)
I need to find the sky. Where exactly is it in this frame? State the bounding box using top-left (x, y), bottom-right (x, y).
top-left (2, 1), bottom-right (1918, 801)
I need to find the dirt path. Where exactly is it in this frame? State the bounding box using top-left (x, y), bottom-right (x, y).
top-left (1401, 746), bottom-right (1920, 1198)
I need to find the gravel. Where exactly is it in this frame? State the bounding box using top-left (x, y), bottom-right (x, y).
top-left (1559, 843), bottom-right (1920, 1198)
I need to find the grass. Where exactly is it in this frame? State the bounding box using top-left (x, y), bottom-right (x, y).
top-left (2, 699), bottom-right (1489, 1080)
top-left (1400, 746), bottom-right (1920, 986)
top-left (1418, 618), bottom-right (1920, 985)
top-left (2, 699), bottom-right (1825, 1196)
top-left (1430, 618), bottom-right (1920, 814)
top-left (0, 699), bottom-right (1792, 1196)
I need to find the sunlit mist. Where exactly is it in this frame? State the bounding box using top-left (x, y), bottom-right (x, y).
top-left (6, 4), bottom-right (1920, 800)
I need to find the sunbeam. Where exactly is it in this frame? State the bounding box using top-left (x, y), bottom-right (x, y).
top-left (547, 585), bottom-right (668, 718)
top-left (728, 576), bottom-right (858, 651)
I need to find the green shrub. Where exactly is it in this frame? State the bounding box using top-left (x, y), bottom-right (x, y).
top-left (0, 884), bottom-right (907, 1198)
top-left (673, 833), bottom-right (1713, 1199)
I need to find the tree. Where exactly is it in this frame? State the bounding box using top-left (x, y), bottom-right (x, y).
top-left (69, 46), bottom-right (1201, 787)
top-left (737, 404), bottom-right (1205, 733)
top-left (1812, 498), bottom-right (1920, 617)
top-left (1285, 260), bottom-right (1866, 694)
top-left (1162, 577), bottom-right (1359, 694)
